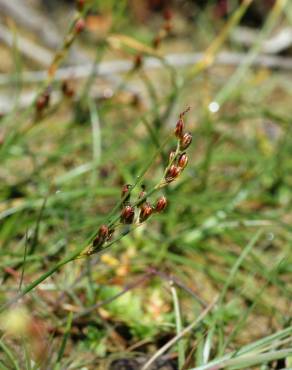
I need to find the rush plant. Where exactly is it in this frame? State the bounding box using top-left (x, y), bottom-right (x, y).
top-left (1, 108), bottom-right (192, 312)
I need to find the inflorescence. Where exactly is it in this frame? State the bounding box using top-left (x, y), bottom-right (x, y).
top-left (82, 108), bottom-right (192, 257)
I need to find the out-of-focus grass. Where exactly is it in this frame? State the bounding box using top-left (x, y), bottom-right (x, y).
top-left (0, 1), bottom-right (292, 369)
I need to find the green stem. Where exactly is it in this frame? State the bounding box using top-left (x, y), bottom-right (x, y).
top-left (0, 249), bottom-right (79, 313)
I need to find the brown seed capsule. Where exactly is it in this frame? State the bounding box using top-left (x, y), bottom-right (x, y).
top-left (62, 80), bottom-right (75, 98)
top-left (178, 152), bottom-right (188, 169)
top-left (131, 93), bottom-right (141, 108)
top-left (92, 235), bottom-right (102, 248)
top-left (120, 205), bottom-right (135, 224)
top-left (174, 118), bottom-right (184, 139)
top-left (75, 18), bottom-right (86, 33)
top-left (36, 89), bottom-right (50, 112)
top-left (133, 54), bottom-right (143, 69)
top-left (153, 35), bottom-right (161, 49)
top-left (165, 165), bottom-right (180, 183)
top-left (92, 224), bottom-right (109, 248)
top-left (139, 202), bottom-right (153, 222)
top-left (155, 196), bottom-right (167, 212)
top-left (98, 224), bottom-right (109, 238)
top-left (36, 96), bottom-right (47, 112)
top-left (121, 184), bottom-right (132, 204)
top-left (179, 132), bottom-right (192, 150)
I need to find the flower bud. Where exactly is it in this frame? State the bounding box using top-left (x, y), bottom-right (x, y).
top-left (165, 165), bottom-right (180, 183)
top-left (178, 153), bottom-right (188, 169)
top-left (155, 196), bottom-right (167, 212)
top-left (139, 202), bottom-right (153, 222)
top-left (174, 118), bottom-right (184, 138)
top-left (179, 132), bottom-right (192, 150)
top-left (121, 184), bottom-right (132, 204)
top-left (120, 205), bottom-right (135, 224)
top-left (75, 18), bottom-right (86, 33)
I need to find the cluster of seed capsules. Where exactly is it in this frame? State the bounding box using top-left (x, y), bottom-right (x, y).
top-left (153, 8), bottom-right (173, 49)
top-left (120, 185), bottom-right (167, 225)
top-left (35, 80), bottom-right (75, 116)
top-left (165, 108), bottom-right (192, 183)
top-left (88, 190), bottom-right (167, 256)
top-left (86, 109), bottom-right (192, 256)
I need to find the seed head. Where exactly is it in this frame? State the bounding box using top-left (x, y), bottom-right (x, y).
top-left (36, 89), bottom-right (50, 112)
top-left (120, 205), bottom-right (135, 224)
top-left (153, 35), bottom-right (161, 49)
top-left (139, 202), bottom-right (153, 222)
top-left (93, 224), bottom-right (109, 248)
top-left (174, 118), bottom-right (184, 139)
top-left (134, 54), bottom-right (143, 69)
top-left (178, 152), bottom-right (188, 169)
top-left (62, 80), bottom-right (75, 98)
top-left (75, 18), bottom-right (86, 33)
top-left (121, 184), bottom-right (132, 204)
top-left (165, 165), bottom-right (180, 183)
top-left (155, 196), bottom-right (167, 212)
top-left (179, 132), bottom-right (192, 150)
top-left (36, 96), bottom-right (47, 112)
top-left (98, 224), bottom-right (109, 238)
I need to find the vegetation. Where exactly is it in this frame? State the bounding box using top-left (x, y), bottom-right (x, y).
top-left (0, 0), bottom-right (291, 369)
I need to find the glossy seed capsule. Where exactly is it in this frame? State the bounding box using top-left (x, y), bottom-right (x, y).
top-left (120, 205), bottom-right (135, 224)
top-left (93, 224), bottom-right (109, 248)
top-left (174, 118), bottom-right (184, 139)
top-left (178, 153), bottom-right (188, 169)
top-left (75, 18), bottom-right (86, 33)
top-left (179, 132), bottom-right (192, 150)
top-left (155, 196), bottom-right (167, 212)
top-left (139, 202), bottom-right (153, 222)
top-left (165, 165), bottom-right (180, 183)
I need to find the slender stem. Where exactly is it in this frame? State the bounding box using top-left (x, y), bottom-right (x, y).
top-left (141, 297), bottom-right (218, 370)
